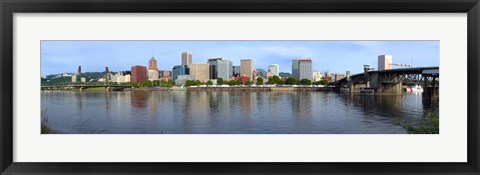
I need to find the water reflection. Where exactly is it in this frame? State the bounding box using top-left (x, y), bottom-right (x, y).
top-left (41, 91), bottom-right (439, 134)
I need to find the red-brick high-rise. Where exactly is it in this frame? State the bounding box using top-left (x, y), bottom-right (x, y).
top-left (148, 57), bottom-right (158, 71)
top-left (131, 65), bottom-right (147, 83)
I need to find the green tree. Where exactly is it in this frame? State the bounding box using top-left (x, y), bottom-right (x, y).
top-left (299, 78), bottom-right (312, 85)
top-left (286, 77), bottom-right (297, 85)
top-left (206, 80), bottom-right (213, 86)
top-left (256, 77), bottom-right (264, 85)
top-left (273, 76), bottom-right (284, 85)
top-left (245, 80), bottom-right (253, 85)
top-left (319, 80), bottom-right (329, 86)
top-left (236, 80), bottom-right (242, 85)
top-left (142, 80), bottom-right (152, 87)
top-left (267, 77), bottom-right (275, 84)
top-left (217, 78), bottom-right (224, 85)
top-left (195, 80), bottom-right (202, 86)
top-left (185, 80), bottom-right (193, 86)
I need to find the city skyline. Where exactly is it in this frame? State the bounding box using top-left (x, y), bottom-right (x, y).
top-left (41, 41), bottom-right (439, 76)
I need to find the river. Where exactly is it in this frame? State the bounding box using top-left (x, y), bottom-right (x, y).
top-left (41, 91), bottom-right (438, 134)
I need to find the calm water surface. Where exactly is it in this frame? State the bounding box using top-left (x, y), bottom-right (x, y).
top-left (41, 91), bottom-right (438, 134)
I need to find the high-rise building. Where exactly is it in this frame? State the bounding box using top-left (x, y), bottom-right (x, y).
top-left (148, 57), bottom-right (158, 71)
top-left (240, 59), bottom-right (254, 80)
top-left (181, 52), bottom-right (192, 66)
top-left (233, 66), bottom-right (241, 77)
top-left (217, 60), bottom-right (233, 80)
top-left (159, 70), bottom-right (172, 77)
top-left (189, 63), bottom-right (209, 82)
top-left (268, 64), bottom-right (279, 76)
top-left (292, 58), bottom-right (313, 81)
top-left (292, 59), bottom-right (299, 80)
top-left (148, 57), bottom-right (159, 81)
top-left (207, 58), bottom-right (223, 79)
top-left (378, 55), bottom-right (393, 71)
top-left (131, 65), bottom-right (147, 83)
top-left (172, 65), bottom-right (190, 81)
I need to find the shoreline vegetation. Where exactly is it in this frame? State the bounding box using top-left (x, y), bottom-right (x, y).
top-left (396, 112), bottom-right (439, 134)
top-left (41, 109), bottom-right (106, 134)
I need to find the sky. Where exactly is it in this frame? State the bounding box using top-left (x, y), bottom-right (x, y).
top-left (41, 40), bottom-right (439, 76)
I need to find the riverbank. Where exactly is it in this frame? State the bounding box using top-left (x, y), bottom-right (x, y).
top-left (188, 86), bottom-right (335, 91)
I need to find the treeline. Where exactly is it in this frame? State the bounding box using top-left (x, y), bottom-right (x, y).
top-left (129, 80), bottom-right (175, 87)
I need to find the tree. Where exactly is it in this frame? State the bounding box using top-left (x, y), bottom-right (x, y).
top-left (286, 77), bottom-right (297, 85)
top-left (299, 78), bottom-right (312, 85)
top-left (245, 80), bottom-right (253, 85)
top-left (319, 80), bottom-right (329, 86)
top-left (195, 80), bottom-right (202, 86)
top-left (256, 77), bottom-right (264, 85)
top-left (273, 76), bottom-right (284, 85)
top-left (267, 77), bottom-right (275, 84)
top-left (217, 78), bottom-right (224, 85)
top-left (141, 80), bottom-right (152, 87)
top-left (185, 80), bottom-right (193, 86)
top-left (206, 80), bottom-right (213, 86)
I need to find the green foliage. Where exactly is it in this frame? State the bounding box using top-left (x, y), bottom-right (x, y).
top-left (299, 78), bottom-right (312, 85)
top-left (141, 80), bottom-right (153, 87)
top-left (267, 77), bottom-right (275, 84)
top-left (245, 80), bottom-right (253, 85)
top-left (217, 78), bottom-right (224, 85)
top-left (286, 77), bottom-right (298, 85)
top-left (256, 77), bottom-right (264, 85)
top-left (206, 80), bottom-right (213, 86)
top-left (317, 80), bottom-right (329, 86)
top-left (272, 76), bottom-right (284, 85)
top-left (399, 112), bottom-right (439, 134)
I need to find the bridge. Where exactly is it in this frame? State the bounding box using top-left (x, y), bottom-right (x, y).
top-left (41, 84), bottom-right (132, 91)
top-left (332, 66), bottom-right (439, 99)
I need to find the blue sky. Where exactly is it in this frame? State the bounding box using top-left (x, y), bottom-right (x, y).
top-left (41, 40), bottom-right (439, 76)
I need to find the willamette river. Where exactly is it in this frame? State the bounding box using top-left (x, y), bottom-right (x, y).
top-left (41, 91), bottom-right (438, 134)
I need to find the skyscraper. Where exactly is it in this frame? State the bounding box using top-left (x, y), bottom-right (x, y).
top-left (217, 60), bottom-right (233, 80)
top-left (172, 65), bottom-right (190, 81)
top-left (131, 65), bottom-right (147, 83)
top-left (378, 54), bottom-right (392, 71)
top-left (268, 64), bottom-right (279, 76)
top-left (207, 58), bottom-right (223, 79)
top-left (298, 58), bottom-right (313, 81)
top-left (181, 52), bottom-right (192, 66)
top-left (240, 59), bottom-right (254, 80)
top-left (189, 63), bottom-right (209, 82)
top-left (233, 66), bottom-right (241, 77)
top-left (148, 57), bottom-right (159, 81)
top-left (292, 58), bottom-right (313, 81)
top-left (292, 59), bottom-right (299, 80)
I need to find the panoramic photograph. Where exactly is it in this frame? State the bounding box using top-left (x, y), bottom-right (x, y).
top-left (40, 41), bottom-right (439, 134)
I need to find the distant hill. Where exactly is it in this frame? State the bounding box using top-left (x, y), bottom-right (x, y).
top-left (41, 71), bottom-right (129, 86)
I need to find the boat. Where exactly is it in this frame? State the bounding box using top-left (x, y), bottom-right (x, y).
top-left (169, 86), bottom-right (186, 91)
top-left (405, 84), bottom-right (423, 93)
top-left (359, 88), bottom-right (375, 95)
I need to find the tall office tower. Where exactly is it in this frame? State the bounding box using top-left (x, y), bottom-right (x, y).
top-left (172, 65), bottom-right (190, 81)
top-left (207, 58), bottom-right (223, 79)
top-left (217, 60), bottom-right (233, 80)
top-left (148, 57), bottom-right (159, 81)
top-left (240, 59), bottom-right (254, 80)
top-left (105, 67), bottom-right (109, 84)
top-left (181, 52), bottom-right (192, 66)
top-left (298, 58), bottom-right (313, 81)
top-left (189, 63), bottom-right (210, 82)
top-left (131, 65), bottom-right (147, 83)
top-left (292, 59), bottom-right (299, 80)
top-left (233, 66), bottom-right (241, 77)
top-left (378, 54), bottom-right (393, 71)
top-left (268, 64), bottom-right (279, 76)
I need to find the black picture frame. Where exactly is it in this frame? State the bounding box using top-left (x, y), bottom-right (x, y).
top-left (1, 0), bottom-right (479, 174)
